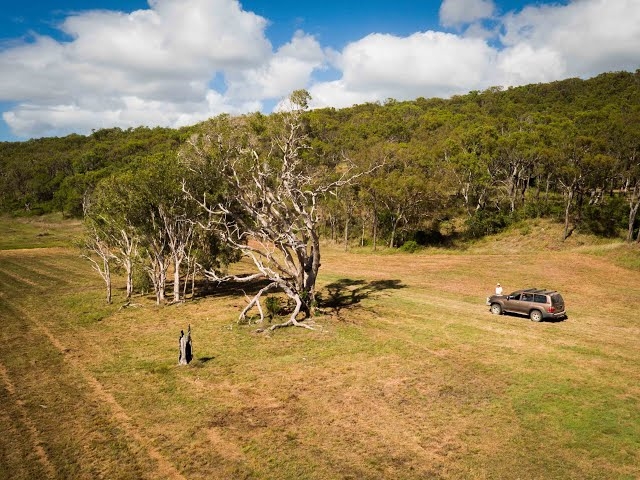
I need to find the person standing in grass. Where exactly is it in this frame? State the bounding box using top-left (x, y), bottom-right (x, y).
top-left (495, 283), bottom-right (503, 295)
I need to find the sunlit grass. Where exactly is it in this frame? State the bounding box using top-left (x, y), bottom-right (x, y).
top-left (1, 217), bottom-right (639, 478)
top-left (0, 213), bottom-right (83, 250)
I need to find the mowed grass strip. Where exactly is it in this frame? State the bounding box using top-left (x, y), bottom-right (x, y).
top-left (0, 255), bottom-right (185, 480)
top-left (0, 214), bottom-right (83, 250)
top-left (1, 218), bottom-right (639, 478)
top-left (0, 360), bottom-right (57, 480)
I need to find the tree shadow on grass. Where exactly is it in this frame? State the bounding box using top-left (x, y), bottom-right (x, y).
top-left (184, 275), bottom-right (405, 323)
top-left (317, 278), bottom-right (405, 316)
top-left (191, 356), bottom-right (215, 368)
top-left (190, 275), bottom-right (273, 300)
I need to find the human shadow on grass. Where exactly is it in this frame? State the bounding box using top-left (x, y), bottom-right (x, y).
top-left (317, 278), bottom-right (405, 316)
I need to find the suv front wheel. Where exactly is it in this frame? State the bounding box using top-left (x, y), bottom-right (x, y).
top-left (490, 303), bottom-right (502, 315)
top-left (529, 310), bottom-right (543, 322)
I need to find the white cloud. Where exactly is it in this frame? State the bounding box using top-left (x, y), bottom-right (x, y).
top-left (225, 30), bottom-right (326, 100)
top-left (310, 0), bottom-right (640, 109)
top-left (499, 0), bottom-right (640, 79)
top-left (340, 32), bottom-right (494, 92)
top-left (61, 0), bottom-right (271, 72)
top-left (308, 31), bottom-right (496, 108)
top-left (0, 0), bottom-right (324, 138)
top-left (1, 93), bottom-right (262, 139)
top-left (439, 0), bottom-right (495, 27)
top-left (496, 43), bottom-right (566, 86)
top-left (1, 0), bottom-right (640, 139)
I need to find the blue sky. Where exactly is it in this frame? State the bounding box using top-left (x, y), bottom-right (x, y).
top-left (1, 0), bottom-right (638, 141)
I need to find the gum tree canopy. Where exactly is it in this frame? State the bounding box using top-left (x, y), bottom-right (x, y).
top-left (182, 90), bottom-right (375, 330)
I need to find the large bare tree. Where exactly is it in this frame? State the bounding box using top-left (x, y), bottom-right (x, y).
top-left (183, 91), bottom-right (376, 330)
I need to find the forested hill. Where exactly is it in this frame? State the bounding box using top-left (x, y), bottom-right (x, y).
top-left (1, 70), bottom-right (639, 244)
top-left (0, 126), bottom-right (195, 216)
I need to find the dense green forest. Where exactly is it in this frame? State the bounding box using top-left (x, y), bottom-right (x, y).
top-left (2, 70), bottom-right (639, 247)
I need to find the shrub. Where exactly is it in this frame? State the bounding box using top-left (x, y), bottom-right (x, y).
top-left (399, 240), bottom-right (421, 253)
top-left (133, 267), bottom-right (152, 295)
top-left (464, 210), bottom-right (512, 239)
top-left (264, 296), bottom-right (280, 319)
top-left (522, 198), bottom-right (564, 220)
top-left (580, 195), bottom-right (627, 238)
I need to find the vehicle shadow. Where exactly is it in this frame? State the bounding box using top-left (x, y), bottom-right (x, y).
top-left (493, 311), bottom-right (568, 323)
top-left (317, 278), bottom-right (405, 316)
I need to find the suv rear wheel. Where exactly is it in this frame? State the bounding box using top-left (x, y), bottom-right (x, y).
top-left (529, 310), bottom-right (542, 322)
top-left (490, 303), bottom-right (502, 315)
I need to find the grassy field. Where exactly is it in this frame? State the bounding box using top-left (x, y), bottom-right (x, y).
top-left (1, 216), bottom-right (639, 479)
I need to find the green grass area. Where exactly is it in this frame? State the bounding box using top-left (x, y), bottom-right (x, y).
top-left (578, 242), bottom-right (640, 271)
top-left (1, 217), bottom-right (639, 479)
top-left (0, 213), bottom-right (83, 250)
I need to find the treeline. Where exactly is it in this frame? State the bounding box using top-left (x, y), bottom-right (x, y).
top-left (306, 70), bottom-right (640, 245)
top-left (2, 70), bottom-right (640, 248)
top-left (0, 125), bottom-right (195, 216)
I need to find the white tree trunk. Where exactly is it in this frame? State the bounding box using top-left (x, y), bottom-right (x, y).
top-left (103, 260), bottom-right (112, 304)
top-left (627, 186), bottom-right (640, 242)
top-left (173, 259), bottom-right (182, 302)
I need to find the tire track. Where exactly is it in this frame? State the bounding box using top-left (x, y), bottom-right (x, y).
top-left (13, 304), bottom-right (187, 480)
top-left (0, 259), bottom-right (66, 287)
top-left (38, 259), bottom-right (95, 280)
top-left (9, 255), bottom-right (94, 281)
top-left (0, 267), bottom-right (40, 288)
top-left (0, 362), bottom-right (57, 479)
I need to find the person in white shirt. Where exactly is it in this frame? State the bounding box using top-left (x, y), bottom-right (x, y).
top-left (495, 283), bottom-right (503, 295)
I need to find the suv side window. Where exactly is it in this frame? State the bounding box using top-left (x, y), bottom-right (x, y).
top-left (522, 293), bottom-right (534, 302)
top-left (534, 294), bottom-right (547, 303)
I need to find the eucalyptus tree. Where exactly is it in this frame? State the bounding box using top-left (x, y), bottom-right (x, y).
top-left (84, 155), bottom-right (205, 305)
top-left (335, 183), bottom-right (361, 250)
top-left (442, 121), bottom-right (496, 215)
top-left (87, 162), bottom-right (171, 305)
top-left (87, 171), bottom-right (144, 300)
top-left (628, 179), bottom-right (640, 242)
top-left (494, 116), bottom-right (542, 212)
top-left (182, 91), bottom-right (378, 330)
top-left (131, 155), bottom-right (202, 304)
top-left (606, 107), bottom-right (640, 241)
top-left (372, 150), bottom-right (431, 248)
top-left (554, 122), bottom-right (616, 240)
top-left (81, 219), bottom-right (118, 304)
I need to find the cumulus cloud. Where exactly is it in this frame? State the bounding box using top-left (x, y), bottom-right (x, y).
top-left (1, 0), bottom-right (640, 138)
top-left (0, 0), bottom-right (326, 138)
top-left (310, 0), bottom-right (640, 109)
top-left (499, 0), bottom-right (640, 79)
top-left (225, 30), bottom-right (326, 100)
top-left (308, 31), bottom-right (497, 108)
top-left (439, 0), bottom-right (495, 27)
